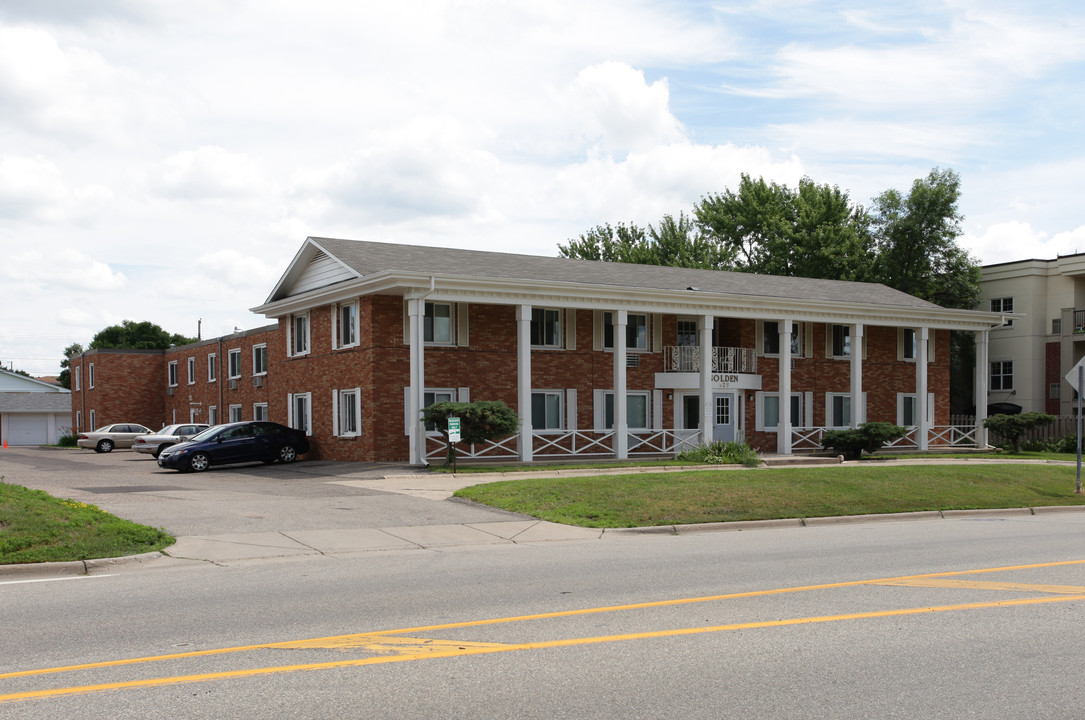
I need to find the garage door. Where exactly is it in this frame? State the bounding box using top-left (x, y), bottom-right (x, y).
top-left (8, 415), bottom-right (49, 445)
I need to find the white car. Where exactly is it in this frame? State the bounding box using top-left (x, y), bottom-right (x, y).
top-left (77, 424), bottom-right (152, 453)
top-left (132, 423), bottom-right (211, 458)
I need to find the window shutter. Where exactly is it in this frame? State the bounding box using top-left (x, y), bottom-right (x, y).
top-left (652, 314), bottom-right (662, 353)
top-left (565, 309), bottom-right (577, 350)
top-left (457, 303), bottom-right (470, 346)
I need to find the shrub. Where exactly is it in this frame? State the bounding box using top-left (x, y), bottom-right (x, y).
top-left (983, 412), bottom-right (1055, 453)
top-left (821, 422), bottom-right (906, 460)
top-left (420, 400), bottom-right (520, 466)
top-left (1022, 433), bottom-right (1077, 454)
top-left (676, 441), bottom-right (762, 468)
top-left (57, 434), bottom-right (78, 447)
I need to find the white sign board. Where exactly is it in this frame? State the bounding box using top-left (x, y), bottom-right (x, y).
top-left (447, 416), bottom-right (461, 443)
top-left (1065, 357), bottom-right (1085, 393)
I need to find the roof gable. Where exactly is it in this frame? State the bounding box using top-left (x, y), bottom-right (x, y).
top-left (0, 368), bottom-right (69, 393)
top-left (264, 238), bottom-right (360, 303)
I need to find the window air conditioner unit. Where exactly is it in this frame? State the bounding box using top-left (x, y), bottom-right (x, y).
top-left (253, 376), bottom-right (263, 387)
top-left (229, 379), bottom-right (238, 390)
top-left (167, 387), bottom-right (175, 396)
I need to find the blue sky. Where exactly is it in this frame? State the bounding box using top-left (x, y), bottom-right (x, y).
top-left (1, 0), bottom-right (1082, 375)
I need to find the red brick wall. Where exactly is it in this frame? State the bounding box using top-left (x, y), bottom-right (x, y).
top-left (70, 350), bottom-right (165, 431)
top-left (1046, 341), bottom-right (1061, 415)
top-left (162, 327), bottom-right (277, 428)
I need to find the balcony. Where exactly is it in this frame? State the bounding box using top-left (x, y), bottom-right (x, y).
top-left (663, 346), bottom-right (757, 374)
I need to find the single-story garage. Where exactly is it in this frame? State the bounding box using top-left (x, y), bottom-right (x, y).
top-left (0, 369), bottom-right (72, 446)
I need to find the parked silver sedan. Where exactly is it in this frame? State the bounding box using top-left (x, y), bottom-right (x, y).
top-left (77, 424), bottom-right (153, 453)
top-left (132, 423), bottom-right (211, 458)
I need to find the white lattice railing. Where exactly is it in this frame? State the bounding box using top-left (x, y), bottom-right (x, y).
top-left (795, 424), bottom-right (980, 453)
top-left (423, 428), bottom-right (705, 462)
top-left (628, 429), bottom-right (703, 455)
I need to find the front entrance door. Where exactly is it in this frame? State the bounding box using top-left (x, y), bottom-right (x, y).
top-left (713, 393), bottom-right (736, 443)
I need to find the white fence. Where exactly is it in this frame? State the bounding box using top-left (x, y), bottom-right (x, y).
top-left (423, 428), bottom-right (704, 463)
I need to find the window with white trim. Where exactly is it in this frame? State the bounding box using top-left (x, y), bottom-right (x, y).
top-left (603, 312), bottom-right (648, 350)
top-left (187, 357), bottom-right (196, 384)
top-left (88, 363), bottom-right (95, 388)
top-left (75, 410), bottom-right (82, 431)
top-left (991, 360), bottom-right (1013, 391)
top-left (531, 309), bottom-right (562, 348)
top-left (424, 302), bottom-right (453, 344)
top-left (74, 367), bottom-right (80, 392)
top-left (229, 404), bottom-right (242, 423)
top-left (208, 406), bottom-right (218, 425)
top-left (531, 391), bottom-right (563, 430)
top-left (291, 313), bottom-right (310, 355)
top-left (228, 348), bottom-right (242, 379)
top-left (207, 353), bottom-right (217, 382)
top-left (828, 393), bottom-right (851, 428)
top-left (252, 344), bottom-right (267, 376)
top-left (289, 392), bottom-right (312, 435)
top-left (897, 393), bottom-right (934, 427)
top-left (991, 297), bottom-right (1014, 327)
top-left (423, 389), bottom-right (455, 431)
top-left (831, 325), bottom-right (851, 358)
top-left (762, 321), bottom-right (801, 356)
top-left (89, 409), bottom-right (95, 429)
top-left (600, 391), bottom-right (650, 430)
top-left (902, 328), bottom-right (917, 361)
top-left (336, 302), bottom-right (358, 349)
top-left (253, 403), bottom-right (268, 421)
top-left (336, 388), bottom-right (361, 437)
top-left (167, 361), bottom-right (178, 387)
top-left (758, 392), bottom-right (802, 431)
top-left (677, 318), bottom-right (698, 347)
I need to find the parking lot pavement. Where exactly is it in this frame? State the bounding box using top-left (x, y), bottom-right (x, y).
top-left (1, 446), bottom-right (590, 571)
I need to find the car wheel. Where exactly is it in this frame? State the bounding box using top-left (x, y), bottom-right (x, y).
top-left (278, 445), bottom-right (298, 463)
top-left (96, 439), bottom-right (114, 453)
top-left (188, 452), bottom-right (210, 472)
top-left (153, 444), bottom-right (170, 459)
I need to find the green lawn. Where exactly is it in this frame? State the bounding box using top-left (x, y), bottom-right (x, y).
top-left (0, 481), bottom-right (174, 565)
top-left (453, 463), bottom-right (1085, 528)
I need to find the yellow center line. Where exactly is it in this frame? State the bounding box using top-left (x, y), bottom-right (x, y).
top-left (3, 558), bottom-right (1083, 682)
top-left (3, 593), bottom-right (1083, 704)
top-left (873, 578), bottom-right (1085, 594)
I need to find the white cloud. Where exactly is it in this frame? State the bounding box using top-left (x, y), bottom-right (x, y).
top-left (961, 222), bottom-right (1085, 266)
top-left (567, 62), bottom-right (686, 154)
top-left (290, 118), bottom-right (501, 223)
top-left (0, 249), bottom-right (127, 291)
top-left (147, 146), bottom-right (269, 201)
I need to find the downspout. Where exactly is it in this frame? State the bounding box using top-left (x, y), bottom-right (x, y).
top-left (217, 336), bottom-right (223, 424)
top-left (79, 350), bottom-right (85, 431)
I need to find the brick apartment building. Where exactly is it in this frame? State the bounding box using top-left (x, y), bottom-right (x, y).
top-left (70, 237), bottom-right (1008, 465)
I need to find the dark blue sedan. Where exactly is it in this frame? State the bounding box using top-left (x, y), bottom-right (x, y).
top-left (157, 421), bottom-right (310, 472)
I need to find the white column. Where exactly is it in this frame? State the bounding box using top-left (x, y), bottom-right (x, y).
top-left (917, 327), bottom-right (929, 451)
top-left (407, 297), bottom-right (426, 466)
top-left (778, 319), bottom-right (792, 455)
top-left (699, 315), bottom-right (713, 445)
top-left (614, 310), bottom-right (628, 459)
top-left (975, 329), bottom-right (989, 448)
top-left (850, 323), bottom-right (864, 427)
top-left (517, 304), bottom-right (533, 463)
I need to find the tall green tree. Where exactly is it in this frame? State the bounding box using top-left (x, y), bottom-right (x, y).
top-left (870, 168), bottom-right (979, 310)
top-left (89, 320), bottom-right (196, 350)
top-left (693, 174), bottom-right (874, 281)
top-left (558, 214), bottom-right (727, 269)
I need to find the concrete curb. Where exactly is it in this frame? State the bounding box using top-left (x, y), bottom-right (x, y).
top-left (0, 551), bottom-right (166, 580)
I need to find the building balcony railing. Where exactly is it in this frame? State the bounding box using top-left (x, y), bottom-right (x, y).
top-left (662, 346), bottom-right (758, 374)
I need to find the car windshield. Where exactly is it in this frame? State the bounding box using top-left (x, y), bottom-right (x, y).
top-left (187, 426), bottom-right (222, 442)
top-left (157, 425), bottom-right (180, 435)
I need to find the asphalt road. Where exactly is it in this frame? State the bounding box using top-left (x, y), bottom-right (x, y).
top-left (3, 447), bottom-right (1085, 718)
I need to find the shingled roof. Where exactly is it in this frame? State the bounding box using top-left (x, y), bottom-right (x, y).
top-left (309, 237), bottom-right (942, 310)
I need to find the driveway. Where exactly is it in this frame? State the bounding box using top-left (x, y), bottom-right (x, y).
top-left (0, 446), bottom-right (603, 570)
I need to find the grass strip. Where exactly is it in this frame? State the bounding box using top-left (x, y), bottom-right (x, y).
top-left (453, 464), bottom-right (1085, 528)
top-left (0, 481), bottom-right (174, 565)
